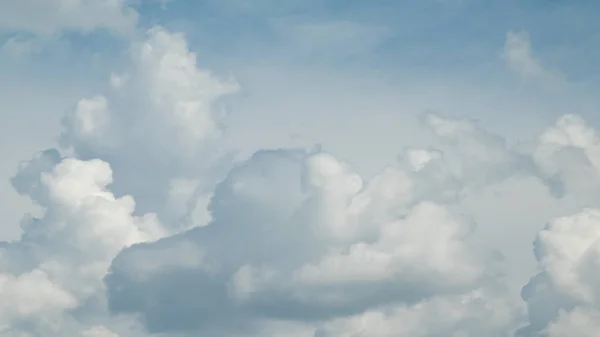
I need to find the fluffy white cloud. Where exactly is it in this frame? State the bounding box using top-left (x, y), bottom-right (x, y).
top-left (1, 25), bottom-right (239, 337)
top-left (519, 207), bottom-right (600, 336)
top-left (61, 27), bottom-right (239, 157)
top-left (0, 270), bottom-right (77, 324)
top-left (99, 106), bottom-right (600, 336)
top-left (103, 146), bottom-right (506, 335)
top-left (547, 308), bottom-right (600, 337)
top-left (4, 19), bottom-right (600, 337)
top-left (422, 112), bottom-right (530, 185)
top-left (81, 326), bottom-right (120, 337)
top-left (319, 289), bottom-right (518, 337)
top-left (533, 114), bottom-right (600, 199)
top-left (1, 150), bottom-right (165, 336)
top-left (518, 115), bottom-right (600, 333)
top-left (60, 26), bottom-right (239, 230)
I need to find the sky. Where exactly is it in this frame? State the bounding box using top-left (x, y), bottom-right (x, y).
top-left (2, 0), bottom-right (600, 336)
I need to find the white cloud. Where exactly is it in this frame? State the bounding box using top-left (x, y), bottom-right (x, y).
top-left (502, 31), bottom-right (565, 89)
top-left (0, 270), bottom-right (77, 322)
top-left (503, 31), bottom-right (544, 79)
top-left (547, 308), bottom-right (600, 337)
top-left (0, 26), bottom-right (240, 336)
top-left (517, 114), bottom-right (600, 335)
top-left (63, 96), bottom-right (111, 142)
top-left (420, 112), bottom-right (534, 192)
top-left (519, 207), bottom-right (600, 335)
top-left (100, 107), bottom-right (600, 336)
top-left (4, 13), bottom-right (600, 337)
top-left (62, 27), bottom-right (239, 157)
top-left (103, 146), bottom-right (506, 335)
top-left (81, 326), bottom-right (120, 337)
top-left (1, 153), bottom-right (166, 336)
top-left (533, 114), bottom-right (600, 199)
top-left (60, 26), bottom-right (239, 231)
top-left (320, 289), bottom-right (518, 337)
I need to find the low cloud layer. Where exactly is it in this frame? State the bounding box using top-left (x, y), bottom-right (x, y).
top-left (2, 14), bottom-right (600, 337)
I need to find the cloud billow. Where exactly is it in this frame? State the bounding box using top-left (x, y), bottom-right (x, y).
top-left (3, 14), bottom-right (600, 337)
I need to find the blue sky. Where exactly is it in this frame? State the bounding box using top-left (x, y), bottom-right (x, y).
top-left (3, 0), bottom-right (600, 95)
top-left (2, 1), bottom-right (600, 337)
top-left (7, 1), bottom-right (600, 73)
top-left (126, 0), bottom-right (600, 76)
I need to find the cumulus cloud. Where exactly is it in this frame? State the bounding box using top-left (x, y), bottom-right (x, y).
top-left (81, 326), bottom-right (121, 337)
top-left (4, 16), bottom-right (600, 337)
top-left (103, 146), bottom-right (507, 335)
top-left (518, 115), bottom-right (600, 333)
top-left (99, 107), bottom-right (600, 336)
top-left (533, 114), bottom-right (600, 199)
top-left (519, 207), bottom-right (600, 336)
top-left (319, 289), bottom-right (518, 337)
top-left (60, 26), bottom-right (239, 230)
top-left (421, 111), bottom-right (531, 185)
top-left (547, 308), bottom-right (600, 337)
top-left (1, 151), bottom-right (165, 336)
top-left (0, 25), bottom-right (238, 336)
top-left (61, 27), bottom-right (239, 157)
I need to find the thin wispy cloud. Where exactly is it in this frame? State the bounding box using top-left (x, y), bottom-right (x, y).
top-left (503, 30), bottom-right (565, 88)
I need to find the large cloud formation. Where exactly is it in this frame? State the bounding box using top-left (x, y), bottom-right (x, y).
top-left (3, 23), bottom-right (600, 337)
top-left (61, 26), bottom-right (239, 230)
